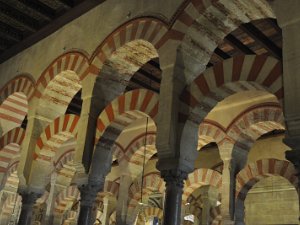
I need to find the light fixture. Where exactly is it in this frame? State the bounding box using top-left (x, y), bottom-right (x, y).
top-left (184, 214), bottom-right (195, 223)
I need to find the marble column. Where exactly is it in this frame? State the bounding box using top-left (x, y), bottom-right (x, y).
top-left (234, 202), bottom-right (245, 225)
top-left (161, 169), bottom-right (188, 225)
top-left (116, 173), bottom-right (132, 225)
top-left (44, 172), bottom-right (60, 225)
top-left (219, 142), bottom-right (235, 225)
top-left (17, 191), bottom-right (41, 225)
top-left (77, 182), bottom-right (102, 225)
top-left (221, 159), bottom-right (234, 224)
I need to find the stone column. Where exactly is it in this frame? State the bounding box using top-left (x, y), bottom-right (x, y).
top-left (221, 159), bottom-right (232, 222)
top-left (234, 202), bottom-right (245, 225)
top-left (17, 191), bottom-right (41, 225)
top-left (77, 181), bottom-right (102, 225)
top-left (270, 1), bottom-right (300, 222)
top-left (161, 169), bottom-right (188, 225)
top-left (44, 172), bottom-right (59, 225)
top-left (116, 172), bottom-right (132, 225)
top-left (219, 141), bottom-right (235, 225)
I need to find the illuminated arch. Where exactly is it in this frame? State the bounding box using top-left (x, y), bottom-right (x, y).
top-left (183, 168), bottom-right (222, 203)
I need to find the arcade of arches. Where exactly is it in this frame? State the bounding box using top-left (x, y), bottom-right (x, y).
top-left (0, 1), bottom-right (300, 225)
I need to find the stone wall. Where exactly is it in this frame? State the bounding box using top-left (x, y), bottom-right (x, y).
top-left (245, 176), bottom-right (298, 225)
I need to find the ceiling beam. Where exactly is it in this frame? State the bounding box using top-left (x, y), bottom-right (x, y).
top-left (0, 0), bottom-right (106, 64)
top-left (0, 37), bottom-right (14, 48)
top-left (56, 0), bottom-right (73, 9)
top-left (136, 69), bottom-right (161, 84)
top-left (66, 108), bottom-right (81, 115)
top-left (207, 62), bottom-right (213, 67)
top-left (130, 77), bottom-right (159, 93)
top-left (17, 0), bottom-right (56, 21)
top-left (267, 18), bottom-right (282, 34)
top-left (225, 34), bottom-right (255, 55)
top-left (240, 23), bottom-right (282, 59)
top-left (0, 2), bottom-right (41, 32)
top-left (0, 21), bottom-right (22, 42)
top-left (57, 0), bottom-right (84, 8)
top-left (214, 47), bottom-right (230, 60)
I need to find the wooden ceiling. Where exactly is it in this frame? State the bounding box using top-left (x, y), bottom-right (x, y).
top-left (0, 0), bottom-right (105, 63)
top-left (208, 18), bottom-right (282, 67)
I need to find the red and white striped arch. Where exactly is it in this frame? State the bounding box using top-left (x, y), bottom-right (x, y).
top-left (0, 74), bottom-right (34, 134)
top-left (0, 74), bottom-right (35, 102)
top-left (35, 51), bottom-right (89, 98)
top-left (54, 149), bottom-right (75, 172)
top-left (229, 105), bottom-right (285, 168)
top-left (1, 161), bottom-right (19, 188)
top-left (95, 89), bottom-right (159, 143)
top-left (183, 168), bottom-right (222, 202)
top-left (91, 17), bottom-right (168, 72)
top-left (180, 55), bottom-right (282, 124)
top-left (35, 114), bottom-right (79, 161)
top-left (124, 132), bottom-right (157, 168)
top-left (159, 0), bottom-right (273, 58)
top-left (129, 173), bottom-right (165, 199)
top-left (136, 207), bottom-right (163, 225)
top-left (1, 193), bottom-right (21, 217)
top-left (0, 127), bottom-right (25, 185)
top-left (178, 55), bottom-right (282, 165)
top-left (54, 150), bottom-right (76, 186)
top-left (198, 121), bottom-right (226, 149)
top-left (227, 104), bottom-right (284, 141)
top-left (112, 142), bottom-right (125, 163)
top-left (0, 92), bottom-right (28, 134)
top-left (236, 159), bottom-right (297, 201)
top-left (55, 185), bottom-right (80, 214)
top-left (0, 127), bottom-right (26, 150)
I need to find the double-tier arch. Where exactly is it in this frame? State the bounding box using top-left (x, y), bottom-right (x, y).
top-left (178, 55), bottom-right (282, 168)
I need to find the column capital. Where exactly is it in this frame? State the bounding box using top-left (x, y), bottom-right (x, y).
top-left (156, 157), bottom-right (194, 174)
top-left (161, 168), bottom-right (188, 188)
